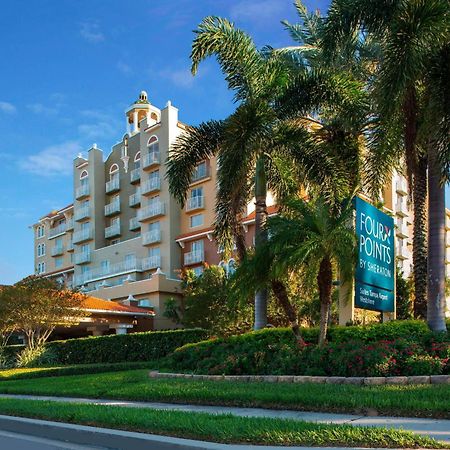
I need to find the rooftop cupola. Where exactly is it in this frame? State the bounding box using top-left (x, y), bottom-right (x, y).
top-left (125, 90), bottom-right (160, 135)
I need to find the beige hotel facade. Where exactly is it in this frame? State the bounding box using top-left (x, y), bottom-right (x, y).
top-left (32, 91), bottom-right (450, 334)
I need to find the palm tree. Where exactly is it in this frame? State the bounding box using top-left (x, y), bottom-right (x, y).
top-left (167, 17), bottom-right (341, 330)
top-left (236, 196), bottom-right (356, 346)
top-left (322, 0), bottom-right (449, 330)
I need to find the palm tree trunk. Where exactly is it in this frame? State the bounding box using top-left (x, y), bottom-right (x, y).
top-left (317, 256), bottom-right (332, 346)
top-left (427, 144), bottom-right (447, 332)
top-left (254, 155), bottom-right (268, 330)
top-left (271, 279), bottom-right (304, 343)
top-left (412, 156), bottom-right (428, 318)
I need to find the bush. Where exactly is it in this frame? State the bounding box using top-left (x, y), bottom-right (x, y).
top-left (46, 328), bottom-right (208, 366)
top-left (16, 346), bottom-right (57, 368)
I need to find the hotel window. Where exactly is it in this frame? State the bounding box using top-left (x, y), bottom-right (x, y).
top-left (81, 244), bottom-right (90, 254)
top-left (125, 253), bottom-right (136, 267)
top-left (134, 152), bottom-right (141, 170)
top-left (191, 239), bottom-right (204, 254)
top-left (36, 225), bottom-right (45, 239)
top-left (55, 257), bottom-right (63, 268)
top-left (100, 260), bottom-right (110, 273)
top-left (192, 161), bottom-right (207, 181)
top-left (37, 243), bottom-right (46, 257)
top-left (37, 262), bottom-right (46, 274)
top-left (192, 266), bottom-right (204, 277)
top-left (109, 163), bottom-right (119, 179)
top-left (147, 136), bottom-right (159, 153)
top-left (190, 213), bottom-right (204, 228)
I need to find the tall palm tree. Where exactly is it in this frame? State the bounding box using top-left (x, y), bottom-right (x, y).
top-left (235, 196), bottom-right (356, 346)
top-left (167, 17), bottom-right (340, 330)
top-left (322, 0), bottom-right (449, 330)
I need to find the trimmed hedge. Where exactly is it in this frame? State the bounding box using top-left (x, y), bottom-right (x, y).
top-left (165, 321), bottom-right (449, 376)
top-left (44, 328), bottom-right (209, 365)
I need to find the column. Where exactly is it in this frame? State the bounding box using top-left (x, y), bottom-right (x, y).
top-left (133, 111), bottom-right (138, 133)
top-left (109, 324), bottom-right (133, 335)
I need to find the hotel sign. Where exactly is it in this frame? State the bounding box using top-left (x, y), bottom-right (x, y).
top-left (355, 197), bottom-right (395, 312)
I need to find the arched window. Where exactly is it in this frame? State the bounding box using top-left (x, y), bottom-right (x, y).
top-left (228, 258), bottom-right (236, 275)
top-left (151, 112), bottom-right (158, 121)
top-left (109, 164), bottom-right (119, 180)
top-left (147, 136), bottom-right (158, 147)
top-left (80, 170), bottom-right (88, 180)
top-left (134, 152), bottom-right (141, 162)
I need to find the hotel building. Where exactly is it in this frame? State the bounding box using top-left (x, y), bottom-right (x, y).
top-left (31, 91), bottom-right (450, 335)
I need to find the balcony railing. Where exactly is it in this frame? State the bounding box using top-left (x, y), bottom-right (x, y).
top-left (106, 178), bottom-right (120, 193)
top-left (395, 220), bottom-right (409, 238)
top-left (396, 178), bottom-right (408, 195)
top-left (141, 178), bottom-right (161, 195)
top-left (74, 207), bottom-right (90, 222)
top-left (74, 252), bottom-right (91, 265)
top-left (49, 223), bottom-right (67, 238)
top-left (129, 191), bottom-right (141, 207)
top-left (66, 218), bottom-right (74, 231)
top-left (73, 228), bottom-right (93, 244)
top-left (186, 196), bottom-right (204, 211)
top-left (51, 245), bottom-right (64, 256)
top-left (138, 202), bottom-right (165, 221)
top-left (105, 221), bottom-right (121, 238)
top-left (184, 250), bottom-right (204, 265)
top-left (67, 241), bottom-right (74, 252)
top-left (130, 168), bottom-right (141, 183)
top-left (75, 184), bottom-right (90, 200)
top-left (396, 198), bottom-right (409, 217)
top-left (73, 257), bottom-right (142, 286)
top-left (104, 199), bottom-right (120, 216)
top-left (129, 217), bottom-right (140, 231)
top-left (143, 152), bottom-right (160, 169)
top-left (142, 255), bottom-right (161, 270)
top-left (142, 230), bottom-right (161, 245)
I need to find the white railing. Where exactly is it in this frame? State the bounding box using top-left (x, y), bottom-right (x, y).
top-left (142, 177), bottom-right (161, 194)
top-left (129, 192), bottom-right (141, 207)
top-left (396, 178), bottom-right (408, 195)
top-left (138, 202), bottom-right (165, 221)
top-left (186, 196), bottom-right (204, 211)
top-left (51, 245), bottom-right (64, 256)
top-left (73, 228), bottom-right (92, 243)
top-left (129, 217), bottom-right (140, 230)
top-left (74, 258), bottom-right (142, 286)
top-left (396, 198), bottom-right (409, 217)
top-left (74, 252), bottom-right (91, 264)
top-left (74, 207), bottom-right (90, 221)
top-left (142, 230), bottom-right (161, 245)
top-left (143, 152), bottom-right (160, 168)
top-left (106, 178), bottom-right (120, 193)
top-left (105, 221), bottom-right (121, 238)
top-left (395, 220), bottom-right (409, 238)
top-left (49, 223), bottom-right (67, 238)
top-left (75, 184), bottom-right (90, 199)
top-left (104, 199), bottom-right (120, 216)
top-left (142, 256), bottom-right (161, 270)
top-left (184, 250), bottom-right (204, 265)
top-left (130, 168), bottom-right (140, 182)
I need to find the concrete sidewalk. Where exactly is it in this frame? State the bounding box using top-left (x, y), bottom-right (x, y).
top-left (0, 394), bottom-right (449, 443)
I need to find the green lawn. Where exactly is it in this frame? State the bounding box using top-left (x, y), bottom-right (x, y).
top-left (0, 368), bottom-right (449, 419)
top-left (0, 398), bottom-right (445, 448)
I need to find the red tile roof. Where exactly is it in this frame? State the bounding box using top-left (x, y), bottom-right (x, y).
top-left (82, 295), bottom-right (155, 316)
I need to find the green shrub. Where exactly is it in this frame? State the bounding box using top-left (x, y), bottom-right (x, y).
top-left (46, 328), bottom-right (208, 365)
top-left (16, 346), bottom-right (57, 368)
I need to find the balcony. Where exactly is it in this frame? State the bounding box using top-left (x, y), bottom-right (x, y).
top-left (186, 196), bottom-right (204, 211)
top-left (74, 207), bottom-right (90, 222)
top-left (396, 178), bottom-right (408, 195)
top-left (129, 191), bottom-right (141, 207)
top-left (138, 202), bottom-right (165, 221)
top-left (105, 221), bottom-right (121, 238)
top-left (74, 252), bottom-right (91, 265)
top-left (141, 178), bottom-right (161, 195)
top-left (142, 255), bottom-right (161, 270)
top-left (73, 228), bottom-right (93, 244)
top-left (66, 218), bottom-right (74, 231)
top-left (143, 152), bottom-right (160, 169)
top-left (184, 250), bottom-right (204, 265)
top-left (75, 184), bottom-right (90, 200)
top-left (191, 165), bottom-right (209, 183)
top-left (396, 244), bottom-right (411, 261)
top-left (130, 168), bottom-right (141, 183)
top-left (73, 257), bottom-right (142, 286)
top-left (49, 223), bottom-right (67, 238)
top-left (67, 241), bottom-right (74, 252)
top-left (51, 245), bottom-right (64, 256)
top-left (104, 199), bottom-right (120, 216)
top-left (129, 217), bottom-right (140, 231)
top-left (395, 220), bottom-right (409, 238)
top-left (395, 198), bottom-right (409, 217)
top-left (106, 178), bottom-right (120, 194)
top-left (142, 230), bottom-right (161, 245)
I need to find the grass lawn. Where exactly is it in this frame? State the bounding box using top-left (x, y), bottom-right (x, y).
top-left (0, 398), bottom-right (445, 448)
top-left (0, 368), bottom-right (449, 419)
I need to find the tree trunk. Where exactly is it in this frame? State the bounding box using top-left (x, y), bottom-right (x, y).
top-left (427, 144), bottom-right (447, 332)
top-left (254, 155), bottom-right (268, 330)
top-left (317, 256), bottom-right (333, 346)
top-left (412, 156), bottom-right (428, 318)
top-left (271, 279), bottom-right (304, 343)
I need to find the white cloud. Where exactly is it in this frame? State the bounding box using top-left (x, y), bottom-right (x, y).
top-left (117, 61), bottom-right (133, 75)
top-left (27, 103), bottom-right (58, 116)
top-left (19, 141), bottom-right (83, 177)
top-left (78, 122), bottom-right (117, 140)
top-left (80, 21), bottom-right (105, 43)
top-left (229, 0), bottom-right (285, 23)
top-left (0, 101), bottom-right (16, 114)
top-left (158, 64), bottom-right (208, 88)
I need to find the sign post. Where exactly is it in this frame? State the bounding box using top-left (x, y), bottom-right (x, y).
top-left (355, 197), bottom-right (395, 314)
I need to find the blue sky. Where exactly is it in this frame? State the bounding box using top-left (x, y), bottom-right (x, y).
top-left (0, 0), bottom-right (331, 284)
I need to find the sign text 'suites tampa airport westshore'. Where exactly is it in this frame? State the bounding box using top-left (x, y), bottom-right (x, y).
top-left (355, 197), bottom-right (395, 312)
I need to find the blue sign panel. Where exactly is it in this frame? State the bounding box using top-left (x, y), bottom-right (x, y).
top-left (355, 197), bottom-right (395, 312)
